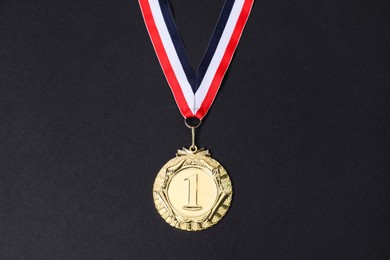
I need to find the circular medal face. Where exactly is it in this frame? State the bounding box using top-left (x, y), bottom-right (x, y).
top-left (153, 148), bottom-right (233, 231)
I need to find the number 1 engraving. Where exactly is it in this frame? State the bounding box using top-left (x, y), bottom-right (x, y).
top-left (183, 174), bottom-right (202, 211)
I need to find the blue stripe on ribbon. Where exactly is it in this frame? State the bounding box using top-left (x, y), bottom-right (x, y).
top-left (159, 0), bottom-right (195, 87)
top-left (158, 0), bottom-right (235, 93)
top-left (195, 0), bottom-right (234, 89)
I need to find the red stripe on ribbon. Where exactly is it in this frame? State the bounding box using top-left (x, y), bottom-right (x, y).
top-left (195, 0), bottom-right (254, 119)
top-left (139, 0), bottom-right (193, 118)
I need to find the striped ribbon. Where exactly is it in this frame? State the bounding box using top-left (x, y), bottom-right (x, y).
top-left (139, 0), bottom-right (254, 119)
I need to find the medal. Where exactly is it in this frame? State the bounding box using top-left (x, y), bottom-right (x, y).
top-left (139, 0), bottom-right (254, 231)
top-left (153, 134), bottom-right (233, 231)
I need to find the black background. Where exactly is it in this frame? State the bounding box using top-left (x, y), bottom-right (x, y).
top-left (1, 0), bottom-right (389, 259)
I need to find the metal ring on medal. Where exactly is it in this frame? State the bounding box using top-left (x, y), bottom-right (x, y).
top-left (153, 148), bottom-right (233, 231)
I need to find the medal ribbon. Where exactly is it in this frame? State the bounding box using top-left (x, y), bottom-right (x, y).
top-left (139, 0), bottom-right (254, 119)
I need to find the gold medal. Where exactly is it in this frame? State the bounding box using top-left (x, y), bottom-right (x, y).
top-left (153, 126), bottom-right (232, 231)
top-left (139, 0), bottom-right (254, 232)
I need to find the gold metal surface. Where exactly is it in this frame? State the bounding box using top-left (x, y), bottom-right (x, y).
top-left (189, 127), bottom-right (197, 152)
top-left (153, 148), bottom-right (233, 231)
